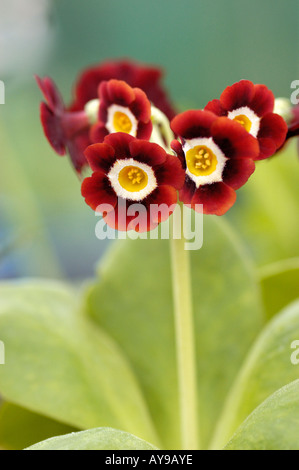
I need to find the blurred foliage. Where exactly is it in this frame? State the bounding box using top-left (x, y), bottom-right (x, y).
top-left (26, 427), bottom-right (158, 451)
top-left (0, 281), bottom-right (158, 446)
top-left (224, 380), bottom-right (299, 451)
top-left (211, 300), bottom-right (299, 449)
top-left (0, 217), bottom-right (264, 450)
top-left (85, 217), bottom-right (264, 449)
top-left (260, 258), bottom-right (299, 320)
top-left (0, 402), bottom-right (76, 450)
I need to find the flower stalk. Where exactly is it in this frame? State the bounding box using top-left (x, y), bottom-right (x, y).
top-left (170, 207), bottom-right (199, 450)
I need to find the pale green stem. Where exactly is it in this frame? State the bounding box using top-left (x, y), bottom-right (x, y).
top-left (170, 209), bottom-right (200, 450)
top-left (151, 105), bottom-right (174, 152)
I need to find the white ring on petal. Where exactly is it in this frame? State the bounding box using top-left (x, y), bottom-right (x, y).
top-left (106, 104), bottom-right (138, 137)
top-left (183, 137), bottom-right (228, 188)
top-left (108, 158), bottom-right (157, 201)
top-left (227, 106), bottom-right (260, 138)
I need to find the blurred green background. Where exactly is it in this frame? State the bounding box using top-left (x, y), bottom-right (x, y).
top-left (0, 0), bottom-right (298, 279)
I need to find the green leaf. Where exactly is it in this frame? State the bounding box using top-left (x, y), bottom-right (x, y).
top-left (211, 299), bottom-right (299, 449)
top-left (0, 280), bottom-right (158, 446)
top-left (224, 380), bottom-right (299, 450)
top-left (26, 427), bottom-right (158, 450)
top-left (259, 258), bottom-right (299, 320)
top-left (0, 402), bottom-right (77, 450)
top-left (85, 216), bottom-right (264, 449)
top-left (228, 144), bottom-right (299, 266)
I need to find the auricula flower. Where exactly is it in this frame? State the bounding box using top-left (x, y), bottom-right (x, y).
top-left (204, 80), bottom-right (287, 160)
top-left (36, 59), bottom-right (176, 175)
top-left (70, 59), bottom-right (176, 120)
top-left (171, 110), bottom-right (259, 215)
top-left (35, 75), bottom-right (91, 174)
top-left (90, 79), bottom-right (153, 143)
top-left (81, 133), bottom-right (185, 232)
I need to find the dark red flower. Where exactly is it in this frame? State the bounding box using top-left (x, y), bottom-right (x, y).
top-left (204, 80), bottom-right (287, 160)
top-left (90, 79), bottom-right (152, 143)
top-left (81, 133), bottom-right (185, 232)
top-left (70, 59), bottom-right (176, 120)
top-left (36, 76), bottom-right (91, 174)
top-left (171, 110), bottom-right (259, 216)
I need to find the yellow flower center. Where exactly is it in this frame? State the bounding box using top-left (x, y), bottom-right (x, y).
top-left (113, 111), bottom-right (133, 133)
top-left (233, 114), bottom-right (252, 133)
top-left (118, 165), bottom-right (148, 192)
top-left (186, 145), bottom-right (218, 176)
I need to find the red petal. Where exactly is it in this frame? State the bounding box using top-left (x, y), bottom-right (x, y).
top-left (204, 99), bottom-right (225, 116)
top-left (257, 138), bottom-right (277, 160)
top-left (136, 120), bottom-right (153, 140)
top-left (72, 67), bottom-right (113, 109)
top-left (98, 81), bottom-right (110, 122)
top-left (179, 176), bottom-right (196, 206)
top-left (107, 79), bottom-right (135, 106)
top-left (35, 76), bottom-right (64, 112)
top-left (144, 186), bottom-right (178, 222)
top-left (67, 130), bottom-right (90, 174)
top-left (81, 171), bottom-right (117, 211)
top-left (222, 158), bottom-right (255, 190)
top-left (90, 122), bottom-right (109, 143)
top-left (98, 80), bottom-right (110, 103)
top-left (211, 117), bottom-right (259, 159)
top-left (130, 87), bottom-right (152, 122)
top-left (257, 113), bottom-right (288, 159)
top-left (171, 110), bottom-right (216, 139)
top-left (129, 139), bottom-right (167, 166)
top-left (104, 200), bottom-right (142, 232)
top-left (191, 182), bottom-right (237, 216)
top-left (171, 139), bottom-right (186, 168)
top-left (103, 132), bottom-right (135, 159)
top-left (70, 60), bottom-right (176, 120)
top-left (84, 143), bottom-right (115, 173)
top-left (220, 80), bottom-right (255, 111)
top-left (154, 154), bottom-right (185, 189)
top-left (40, 102), bottom-right (66, 155)
top-left (250, 84), bottom-right (275, 116)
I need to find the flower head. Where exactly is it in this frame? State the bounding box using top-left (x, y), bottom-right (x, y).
top-left (171, 110), bottom-right (259, 215)
top-left (36, 75), bottom-right (91, 174)
top-left (91, 79), bottom-right (153, 143)
top-left (205, 80), bottom-right (287, 160)
top-left (36, 59), bottom-right (175, 175)
top-left (81, 133), bottom-right (185, 232)
top-left (70, 59), bottom-right (176, 120)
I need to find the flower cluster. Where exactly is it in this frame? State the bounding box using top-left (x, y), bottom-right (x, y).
top-left (36, 60), bottom-right (175, 174)
top-left (37, 60), bottom-right (288, 230)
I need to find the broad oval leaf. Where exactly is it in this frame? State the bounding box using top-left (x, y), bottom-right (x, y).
top-left (84, 216), bottom-right (264, 449)
top-left (228, 144), bottom-right (299, 266)
top-left (259, 258), bottom-right (299, 320)
top-left (0, 402), bottom-right (77, 450)
top-left (211, 299), bottom-right (299, 449)
top-left (224, 380), bottom-right (299, 450)
top-left (26, 427), bottom-right (158, 450)
top-left (0, 280), bottom-right (158, 446)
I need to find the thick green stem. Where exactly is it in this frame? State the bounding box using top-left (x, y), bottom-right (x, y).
top-left (170, 210), bottom-right (200, 450)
